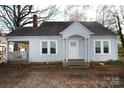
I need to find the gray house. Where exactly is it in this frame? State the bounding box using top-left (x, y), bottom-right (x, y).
top-left (5, 21), bottom-right (118, 63)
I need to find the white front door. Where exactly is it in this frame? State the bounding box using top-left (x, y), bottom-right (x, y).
top-left (69, 40), bottom-right (79, 59)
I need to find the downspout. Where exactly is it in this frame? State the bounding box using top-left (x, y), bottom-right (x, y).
top-left (62, 37), bottom-right (65, 62)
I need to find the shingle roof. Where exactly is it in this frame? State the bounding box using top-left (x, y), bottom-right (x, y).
top-left (80, 22), bottom-right (116, 36)
top-left (6, 21), bottom-right (117, 36)
top-left (36, 22), bottom-right (73, 36)
top-left (6, 27), bottom-right (37, 36)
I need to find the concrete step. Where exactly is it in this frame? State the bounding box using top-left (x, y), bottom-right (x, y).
top-left (66, 63), bottom-right (89, 66)
top-left (64, 62), bottom-right (90, 68)
top-left (65, 61), bottom-right (89, 65)
top-left (68, 65), bottom-right (89, 68)
top-left (68, 59), bottom-right (84, 61)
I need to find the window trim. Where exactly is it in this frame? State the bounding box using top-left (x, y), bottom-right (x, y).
top-left (94, 40), bottom-right (111, 55)
top-left (40, 40), bottom-right (57, 55)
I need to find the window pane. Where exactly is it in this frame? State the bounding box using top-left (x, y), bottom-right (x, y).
top-left (71, 42), bottom-right (76, 46)
top-left (42, 41), bottom-right (47, 54)
top-left (95, 41), bottom-right (101, 53)
top-left (103, 41), bottom-right (109, 53)
top-left (42, 42), bottom-right (47, 48)
top-left (50, 41), bottom-right (56, 54)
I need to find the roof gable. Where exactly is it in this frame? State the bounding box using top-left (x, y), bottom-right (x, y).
top-left (61, 22), bottom-right (92, 39)
top-left (60, 22), bottom-right (93, 34)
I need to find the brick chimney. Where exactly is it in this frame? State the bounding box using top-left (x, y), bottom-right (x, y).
top-left (33, 15), bottom-right (38, 27)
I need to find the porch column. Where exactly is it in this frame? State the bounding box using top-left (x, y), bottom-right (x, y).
top-left (84, 38), bottom-right (88, 61)
top-left (65, 38), bottom-right (68, 62)
top-left (62, 38), bottom-right (65, 62)
top-left (87, 38), bottom-right (89, 62)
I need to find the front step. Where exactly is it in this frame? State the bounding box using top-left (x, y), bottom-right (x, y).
top-left (68, 59), bottom-right (84, 61)
top-left (64, 61), bottom-right (90, 68)
top-left (68, 65), bottom-right (89, 68)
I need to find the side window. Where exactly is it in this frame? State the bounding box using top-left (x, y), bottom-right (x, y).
top-left (103, 41), bottom-right (109, 53)
top-left (50, 41), bottom-right (56, 54)
top-left (95, 41), bottom-right (101, 53)
top-left (42, 41), bottom-right (48, 54)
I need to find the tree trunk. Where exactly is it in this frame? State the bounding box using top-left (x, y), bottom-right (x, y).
top-left (117, 15), bottom-right (124, 48)
top-left (119, 33), bottom-right (124, 48)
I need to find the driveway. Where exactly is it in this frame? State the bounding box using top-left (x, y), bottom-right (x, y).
top-left (0, 66), bottom-right (124, 88)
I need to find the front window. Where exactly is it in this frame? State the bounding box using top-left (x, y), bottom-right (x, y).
top-left (94, 40), bottom-right (110, 54)
top-left (95, 41), bottom-right (101, 53)
top-left (41, 40), bottom-right (57, 55)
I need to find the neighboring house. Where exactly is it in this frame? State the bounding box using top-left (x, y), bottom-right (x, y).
top-left (5, 17), bottom-right (118, 62)
top-left (0, 33), bottom-right (6, 61)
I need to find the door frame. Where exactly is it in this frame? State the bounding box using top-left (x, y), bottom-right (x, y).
top-left (69, 39), bottom-right (79, 59)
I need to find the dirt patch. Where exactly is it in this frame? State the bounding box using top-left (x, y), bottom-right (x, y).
top-left (0, 66), bottom-right (124, 88)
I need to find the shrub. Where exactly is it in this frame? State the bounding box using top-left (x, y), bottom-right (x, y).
top-left (106, 60), bottom-right (124, 66)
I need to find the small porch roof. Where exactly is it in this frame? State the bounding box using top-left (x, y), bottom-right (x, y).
top-left (60, 22), bottom-right (91, 39)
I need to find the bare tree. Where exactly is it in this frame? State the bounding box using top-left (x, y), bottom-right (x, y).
top-left (96, 5), bottom-right (124, 48)
top-left (64, 5), bottom-right (90, 21)
top-left (96, 5), bottom-right (110, 25)
top-left (0, 5), bottom-right (58, 31)
top-left (114, 6), bottom-right (124, 48)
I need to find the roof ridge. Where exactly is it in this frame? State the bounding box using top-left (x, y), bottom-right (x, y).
top-left (6, 21), bottom-right (117, 36)
top-left (43, 21), bottom-right (74, 23)
top-left (43, 21), bottom-right (98, 23)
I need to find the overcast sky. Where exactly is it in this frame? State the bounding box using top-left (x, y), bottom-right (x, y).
top-left (0, 0), bottom-right (124, 5)
top-left (52, 5), bottom-right (97, 21)
top-left (0, 0), bottom-right (124, 32)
